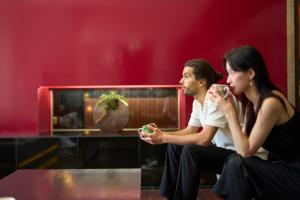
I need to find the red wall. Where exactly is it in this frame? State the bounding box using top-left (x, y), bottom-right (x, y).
top-left (0, 0), bottom-right (287, 135)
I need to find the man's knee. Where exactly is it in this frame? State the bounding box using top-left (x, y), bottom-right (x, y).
top-left (181, 145), bottom-right (207, 160)
top-left (166, 144), bottom-right (182, 156)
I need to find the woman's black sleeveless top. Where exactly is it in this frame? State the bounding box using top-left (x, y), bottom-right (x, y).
top-left (262, 111), bottom-right (300, 161)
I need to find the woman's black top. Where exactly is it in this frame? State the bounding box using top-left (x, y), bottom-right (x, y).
top-left (263, 111), bottom-right (300, 161)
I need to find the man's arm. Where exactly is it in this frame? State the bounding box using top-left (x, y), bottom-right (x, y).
top-left (162, 125), bottom-right (217, 146)
top-left (144, 125), bottom-right (218, 146)
top-left (164, 125), bottom-right (198, 136)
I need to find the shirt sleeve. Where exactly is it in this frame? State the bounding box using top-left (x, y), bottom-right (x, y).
top-left (204, 97), bottom-right (227, 129)
top-left (188, 100), bottom-right (202, 127)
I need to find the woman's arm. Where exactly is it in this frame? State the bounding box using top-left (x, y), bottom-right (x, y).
top-left (210, 92), bottom-right (282, 157)
top-left (243, 97), bottom-right (283, 156)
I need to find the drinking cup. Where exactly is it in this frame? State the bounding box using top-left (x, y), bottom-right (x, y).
top-left (138, 124), bottom-right (154, 137)
top-left (213, 84), bottom-right (230, 99)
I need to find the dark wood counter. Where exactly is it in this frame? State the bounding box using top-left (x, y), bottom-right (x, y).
top-left (0, 134), bottom-right (167, 188)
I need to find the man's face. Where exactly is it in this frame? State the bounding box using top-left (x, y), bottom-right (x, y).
top-left (179, 66), bottom-right (200, 96)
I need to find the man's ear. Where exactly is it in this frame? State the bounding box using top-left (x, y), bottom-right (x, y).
top-left (199, 79), bottom-right (206, 86)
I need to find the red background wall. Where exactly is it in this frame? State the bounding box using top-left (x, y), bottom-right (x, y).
top-left (0, 0), bottom-right (287, 135)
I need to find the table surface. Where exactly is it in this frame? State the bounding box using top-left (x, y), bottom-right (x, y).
top-left (0, 169), bottom-right (141, 200)
top-left (0, 132), bottom-right (139, 138)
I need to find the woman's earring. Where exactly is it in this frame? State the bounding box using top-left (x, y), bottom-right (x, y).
top-left (249, 80), bottom-right (253, 86)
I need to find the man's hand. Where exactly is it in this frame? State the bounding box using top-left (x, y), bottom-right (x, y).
top-left (139, 123), bottom-right (165, 145)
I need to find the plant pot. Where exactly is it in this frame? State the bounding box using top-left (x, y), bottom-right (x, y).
top-left (92, 99), bottom-right (129, 133)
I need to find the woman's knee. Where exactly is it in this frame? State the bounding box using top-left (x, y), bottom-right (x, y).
top-left (223, 154), bottom-right (258, 180)
top-left (225, 153), bottom-right (244, 170)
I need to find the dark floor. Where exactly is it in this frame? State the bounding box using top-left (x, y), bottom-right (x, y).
top-left (141, 189), bottom-right (222, 200)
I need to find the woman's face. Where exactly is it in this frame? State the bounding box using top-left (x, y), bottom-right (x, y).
top-left (225, 61), bottom-right (251, 95)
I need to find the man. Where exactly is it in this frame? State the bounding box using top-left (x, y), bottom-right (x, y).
top-left (139, 59), bottom-right (242, 200)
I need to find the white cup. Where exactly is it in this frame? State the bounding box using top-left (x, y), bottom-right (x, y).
top-left (213, 84), bottom-right (230, 99)
top-left (138, 124), bottom-right (154, 137)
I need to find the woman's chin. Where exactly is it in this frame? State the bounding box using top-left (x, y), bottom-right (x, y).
top-left (231, 88), bottom-right (241, 95)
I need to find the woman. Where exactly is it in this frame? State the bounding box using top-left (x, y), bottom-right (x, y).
top-left (209, 45), bottom-right (300, 199)
top-left (139, 59), bottom-right (243, 200)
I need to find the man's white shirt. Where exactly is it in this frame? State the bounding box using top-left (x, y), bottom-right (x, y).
top-left (188, 92), bottom-right (268, 159)
top-left (188, 92), bottom-right (240, 150)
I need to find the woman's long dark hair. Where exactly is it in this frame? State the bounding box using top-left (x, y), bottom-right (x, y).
top-left (185, 59), bottom-right (223, 89)
top-left (223, 45), bottom-right (280, 135)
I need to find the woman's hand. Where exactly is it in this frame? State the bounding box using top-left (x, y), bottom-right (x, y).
top-left (208, 85), bottom-right (236, 116)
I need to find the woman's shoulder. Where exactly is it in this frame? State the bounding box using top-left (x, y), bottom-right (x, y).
top-left (261, 96), bottom-right (283, 113)
top-left (261, 90), bottom-right (295, 121)
top-left (262, 90), bottom-right (287, 104)
top-left (271, 90), bottom-right (287, 99)
top-left (262, 91), bottom-right (286, 107)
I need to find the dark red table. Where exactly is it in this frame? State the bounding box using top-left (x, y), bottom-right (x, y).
top-left (0, 169), bottom-right (140, 200)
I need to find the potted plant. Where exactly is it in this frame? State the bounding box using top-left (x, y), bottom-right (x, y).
top-left (96, 91), bottom-right (128, 111)
top-left (93, 91), bottom-right (129, 133)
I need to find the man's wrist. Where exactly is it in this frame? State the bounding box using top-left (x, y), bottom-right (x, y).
top-left (162, 133), bottom-right (168, 143)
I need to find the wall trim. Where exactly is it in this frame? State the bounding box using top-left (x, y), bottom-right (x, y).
top-left (287, 0), bottom-right (296, 105)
